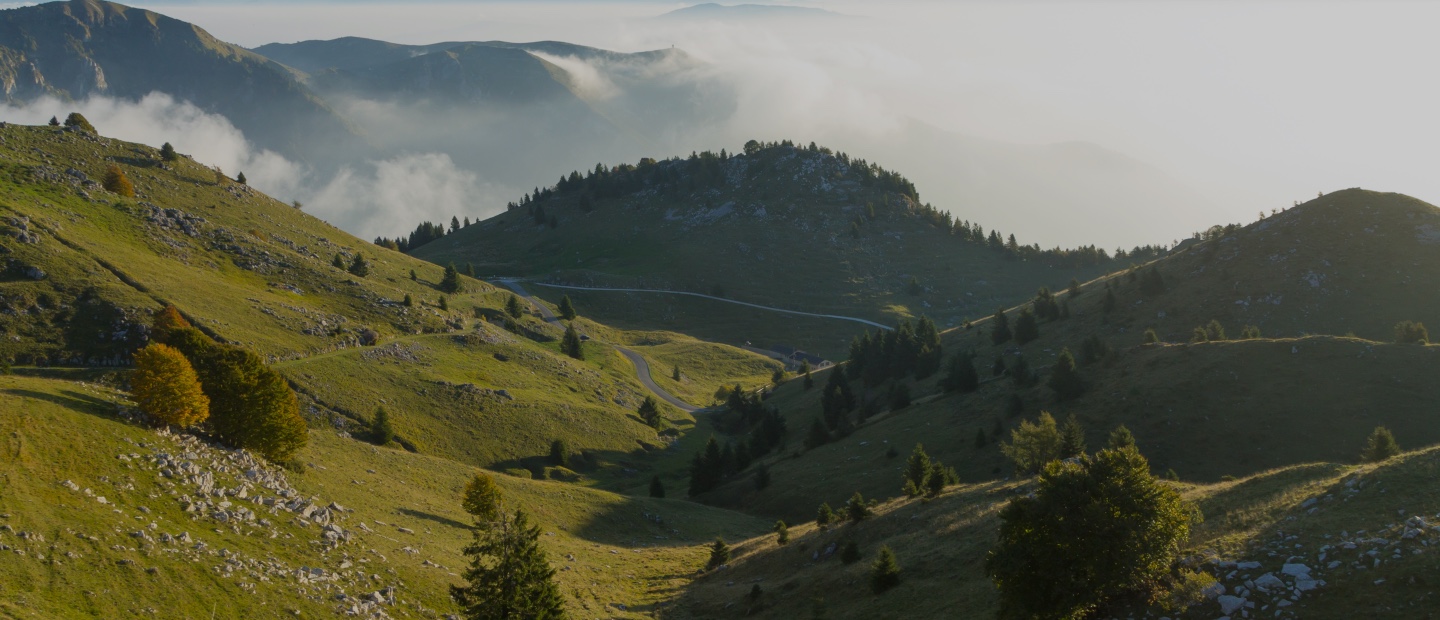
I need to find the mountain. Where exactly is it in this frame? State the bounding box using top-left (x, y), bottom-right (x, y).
top-left (411, 141), bottom-right (1167, 358)
top-left (657, 3), bottom-right (845, 21)
top-left (0, 0), bottom-right (366, 167)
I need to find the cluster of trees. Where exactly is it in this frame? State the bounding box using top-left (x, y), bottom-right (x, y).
top-left (1190, 320), bottom-right (1262, 342)
top-left (688, 388), bottom-right (788, 495)
top-left (374, 217), bottom-right (474, 253)
top-left (1395, 321), bottom-right (1429, 344)
top-left (905, 201), bottom-right (1171, 269)
top-left (845, 317), bottom-right (944, 386)
top-left (133, 306), bottom-right (308, 463)
top-left (901, 444), bottom-right (958, 499)
top-left (998, 412), bottom-right (1105, 474)
top-left (451, 472), bottom-right (567, 619)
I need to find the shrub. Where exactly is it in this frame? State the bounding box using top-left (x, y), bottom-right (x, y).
top-left (102, 164), bottom-right (135, 197)
top-left (1000, 412), bottom-right (1062, 474)
top-left (63, 112), bottom-right (95, 133)
top-left (1361, 426), bottom-right (1401, 462)
top-left (1143, 329), bottom-right (1160, 345)
top-left (986, 446), bottom-right (1200, 618)
top-left (870, 546), bottom-right (901, 594)
top-left (1395, 321), bottom-right (1429, 344)
top-left (130, 343), bottom-right (209, 428)
top-left (150, 305), bottom-right (191, 341)
top-left (437, 296), bottom-right (449, 311)
top-left (461, 472), bottom-right (502, 523)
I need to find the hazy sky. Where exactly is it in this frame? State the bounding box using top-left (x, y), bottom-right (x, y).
top-left (9, 0), bottom-right (1435, 246)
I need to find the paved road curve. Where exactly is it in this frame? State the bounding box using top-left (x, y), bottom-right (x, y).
top-left (495, 280), bottom-right (701, 413)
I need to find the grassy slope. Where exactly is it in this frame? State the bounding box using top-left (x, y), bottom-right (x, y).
top-left (0, 374), bottom-right (769, 619)
top-left (413, 145), bottom-right (1123, 356)
top-left (0, 123), bottom-right (779, 481)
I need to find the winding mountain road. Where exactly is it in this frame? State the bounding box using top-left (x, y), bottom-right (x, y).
top-left (495, 280), bottom-right (701, 413)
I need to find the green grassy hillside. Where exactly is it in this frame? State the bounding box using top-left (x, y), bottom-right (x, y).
top-left (0, 374), bottom-right (769, 619)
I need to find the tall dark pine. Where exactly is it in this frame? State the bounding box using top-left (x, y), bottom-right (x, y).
top-left (440, 264), bottom-right (462, 294)
top-left (991, 309), bottom-right (1012, 345)
top-left (347, 254), bottom-right (370, 277)
top-left (1014, 307), bottom-right (1039, 344)
top-left (451, 510), bottom-right (568, 620)
top-left (561, 324), bottom-right (584, 360)
top-left (558, 295), bottom-right (577, 320)
top-left (1048, 348), bottom-right (1086, 400)
top-left (940, 353), bottom-right (979, 393)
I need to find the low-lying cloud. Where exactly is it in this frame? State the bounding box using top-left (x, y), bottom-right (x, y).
top-left (0, 93), bottom-right (506, 240)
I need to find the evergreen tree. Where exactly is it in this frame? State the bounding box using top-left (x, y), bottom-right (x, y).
top-left (548, 439), bottom-right (569, 467)
top-left (924, 461), bottom-right (949, 498)
top-left (1361, 426), bottom-right (1401, 462)
top-left (1139, 266), bottom-right (1166, 296)
top-left (888, 382), bottom-right (911, 410)
top-left (975, 428), bottom-right (988, 449)
top-left (805, 417), bottom-right (831, 449)
top-left (348, 254), bottom-right (370, 277)
top-left (903, 444), bottom-right (930, 497)
top-left (1240, 325), bottom-right (1262, 339)
top-left (558, 295), bottom-right (577, 320)
top-left (506, 295), bottom-right (525, 319)
top-left (438, 296), bottom-right (449, 311)
top-left (1103, 285), bottom-right (1117, 313)
top-left (1013, 307), bottom-right (1040, 344)
top-left (816, 502), bottom-right (835, 528)
top-left (754, 463), bottom-right (771, 490)
top-left (992, 354), bottom-right (1006, 377)
top-left (1009, 355), bottom-right (1033, 388)
top-left (403, 294), bottom-right (414, 307)
top-left (160, 142), bottom-right (178, 162)
top-left (638, 396), bottom-right (663, 429)
top-left (1395, 321), bottom-right (1429, 344)
top-left (1078, 335), bottom-right (1113, 366)
top-left (131, 343), bottom-right (210, 429)
top-left (372, 407), bottom-right (396, 446)
top-left (846, 491), bottom-right (872, 522)
top-left (1068, 278), bottom-right (1081, 298)
top-left (707, 538), bottom-right (731, 569)
top-left (991, 309), bottom-right (1012, 345)
top-left (940, 352), bottom-right (980, 393)
top-left (440, 264), bottom-right (462, 293)
top-left (236, 172), bottom-right (247, 185)
top-left (803, 368), bottom-right (814, 390)
top-left (1059, 414), bottom-right (1086, 459)
top-left (1107, 425), bottom-right (1136, 451)
top-left (649, 475), bottom-right (665, 498)
top-left (63, 112), bottom-right (95, 133)
top-left (462, 472), bottom-right (503, 523)
top-left (561, 323), bottom-right (584, 360)
top-left (332, 254), bottom-right (346, 269)
top-left (1143, 329), bottom-right (1160, 345)
top-left (841, 541), bottom-right (862, 564)
top-left (985, 447), bottom-right (1198, 619)
top-left (102, 164), bottom-right (135, 197)
top-left (451, 510), bottom-right (567, 620)
top-left (907, 276), bottom-right (922, 296)
top-left (48, 116), bottom-right (59, 126)
top-left (451, 216), bottom-right (461, 233)
top-left (774, 520), bottom-right (789, 545)
top-left (688, 437), bottom-right (725, 496)
top-left (870, 546), bottom-right (902, 594)
top-left (1048, 348), bottom-right (1086, 400)
top-left (465, 263), bottom-right (476, 277)
top-left (410, 269), bottom-right (418, 281)
top-left (672, 365), bottom-right (682, 381)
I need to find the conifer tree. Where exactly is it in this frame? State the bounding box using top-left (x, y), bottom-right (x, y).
top-left (48, 116), bottom-right (59, 126)
top-left (451, 510), bottom-right (567, 620)
top-left (372, 407), bottom-right (396, 446)
top-left (131, 343), bottom-right (210, 429)
top-left (870, 546), bottom-right (901, 594)
top-left (774, 520), bottom-right (789, 545)
top-left (1107, 425), bottom-right (1136, 451)
top-left (649, 475), bottom-right (665, 498)
top-left (160, 142), bottom-right (178, 162)
top-left (561, 323), bottom-right (584, 360)
top-left (1014, 307), bottom-right (1039, 344)
top-left (333, 253), bottom-right (346, 269)
top-left (1395, 321), bottom-right (1429, 344)
top-left (462, 472), bottom-right (503, 524)
top-left (347, 254), bottom-right (370, 277)
top-left (506, 295), bottom-right (524, 319)
top-left (236, 172), bottom-right (247, 185)
top-left (410, 269), bottom-right (418, 281)
top-left (638, 395), bottom-right (663, 430)
top-left (548, 439), bottom-right (569, 467)
top-left (465, 263), bottom-right (476, 277)
top-left (805, 417), bottom-right (831, 449)
top-left (440, 264), bottom-right (462, 293)
top-left (754, 463), bottom-right (771, 490)
top-left (846, 491), bottom-right (872, 522)
top-left (707, 538), bottom-right (731, 569)
top-left (1059, 414), bottom-right (1086, 459)
top-left (816, 502), bottom-right (835, 528)
top-left (103, 164), bottom-right (135, 197)
top-left (991, 309), bottom-right (1012, 345)
top-left (940, 352), bottom-right (979, 393)
top-left (1361, 426), bottom-right (1401, 462)
top-left (1048, 348), bottom-right (1086, 400)
top-left (672, 364), bottom-right (682, 381)
top-left (403, 294), bottom-right (414, 307)
top-left (438, 296), bottom-right (449, 311)
top-left (63, 112), bottom-right (95, 133)
top-left (1103, 285), bottom-right (1117, 313)
top-left (925, 461), bottom-right (949, 498)
top-left (558, 295), bottom-right (576, 320)
top-left (841, 541), bottom-right (862, 564)
top-left (1143, 328), bottom-right (1160, 345)
top-left (903, 444), bottom-right (930, 497)
top-left (975, 428), bottom-right (988, 449)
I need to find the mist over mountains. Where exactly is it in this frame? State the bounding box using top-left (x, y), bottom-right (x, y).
top-left (1, 0), bottom-right (1212, 247)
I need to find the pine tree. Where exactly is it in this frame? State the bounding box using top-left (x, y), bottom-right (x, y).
top-left (1107, 425), bottom-right (1136, 450)
top-left (347, 254), bottom-right (370, 277)
top-left (1361, 426), bottom-right (1401, 462)
top-left (870, 546), bottom-right (902, 594)
top-left (131, 343), bottom-right (210, 429)
top-left (548, 439), bottom-right (569, 467)
top-left (103, 164), bottom-right (135, 197)
top-left (816, 502), bottom-right (835, 528)
top-left (462, 472), bottom-right (503, 524)
top-left (63, 112), bottom-right (95, 133)
top-left (846, 491), bottom-right (872, 522)
top-left (372, 407), bottom-right (396, 446)
top-left (403, 294), bottom-right (414, 307)
top-left (465, 263), bottom-right (476, 277)
top-left (1048, 348), bottom-right (1086, 400)
top-left (236, 172), bottom-right (247, 185)
top-left (561, 323), bottom-right (584, 360)
top-left (991, 309), bottom-right (1012, 345)
top-left (333, 253), bottom-right (346, 269)
top-left (841, 541), bottom-right (861, 564)
top-left (410, 269), bottom-right (418, 281)
top-left (506, 295), bottom-right (524, 319)
top-left (805, 417), bottom-right (830, 449)
top-left (160, 142), bottom-right (178, 162)
top-left (907, 276), bottom-right (922, 296)
top-left (649, 475), bottom-right (665, 498)
top-left (672, 364), bottom-right (682, 381)
top-left (1059, 414), bottom-right (1086, 459)
top-left (558, 295), bottom-right (576, 320)
top-left (450, 510), bottom-right (567, 620)
top-left (48, 116), bottom-right (59, 126)
top-left (1103, 285), bottom-right (1117, 313)
top-left (754, 463), bottom-right (771, 490)
top-left (903, 444), bottom-right (930, 497)
top-left (638, 396), bottom-right (663, 429)
top-left (438, 296), bottom-right (449, 311)
top-left (707, 538), bottom-right (730, 569)
top-left (774, 520), bottom-right (789, 545)
top-left (1014, 307), bottom-right (1040, 344)
top-left (440, 264), bottom-right (462, 293)
top-left (803, 369), bottom-right (814, 390)
top-left (940, 352), bottom-right (979, 393)
top-left (1143, 328), bottom-right (1160, 345)
top-left (924, 461), bottom-right (949, 498)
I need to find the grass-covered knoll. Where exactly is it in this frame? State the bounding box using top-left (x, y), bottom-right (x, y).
top-left (413, 142), bottom-right (1159, 354)
top-left (669, 441), bottom-right (1440, 619)
top-left (0, 374), bottom-right (769, 618)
